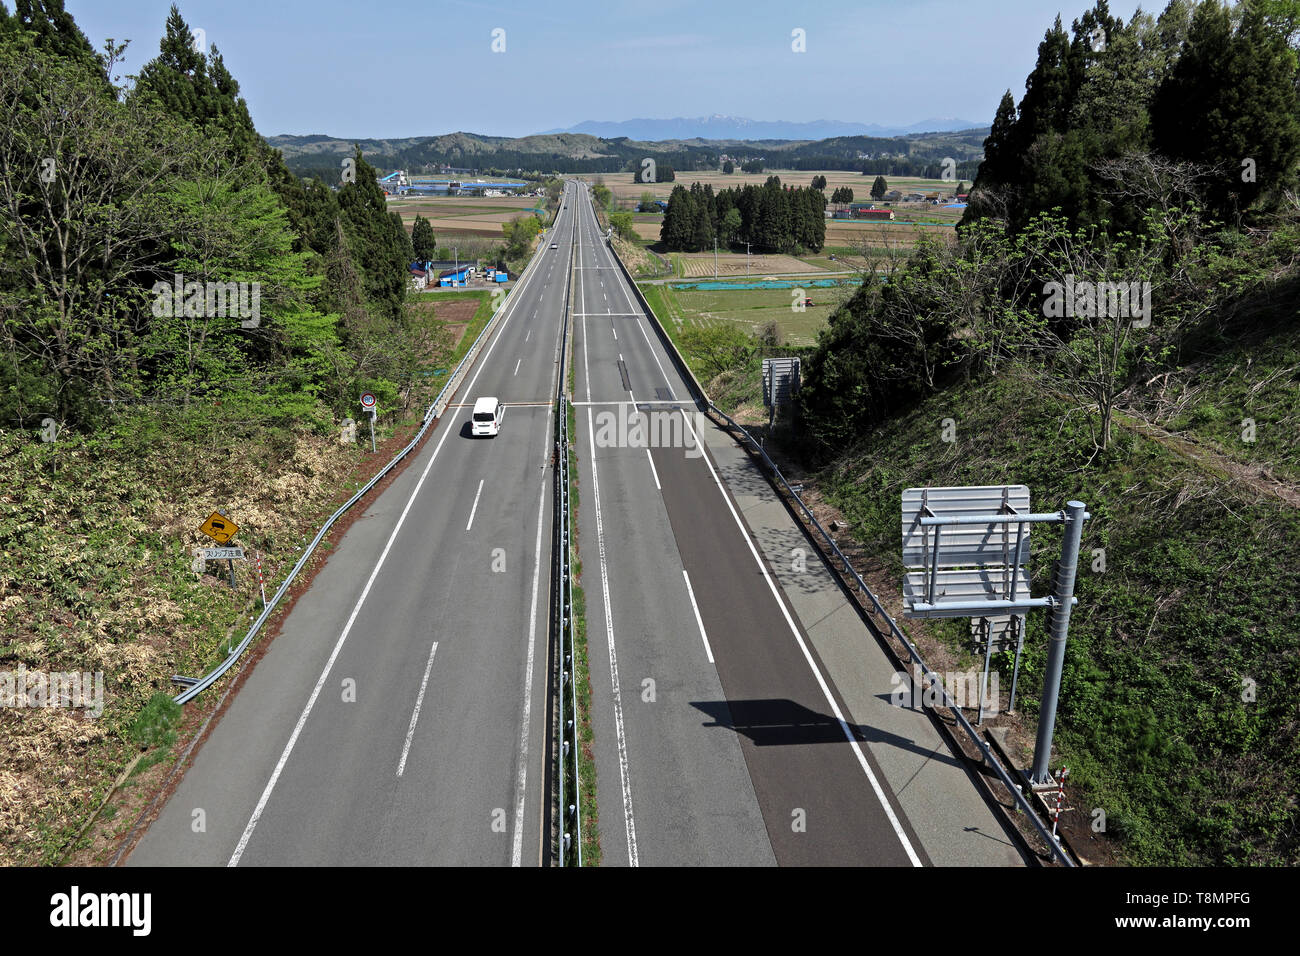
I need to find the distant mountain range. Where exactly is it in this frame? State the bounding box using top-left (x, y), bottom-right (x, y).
top-left (268, 126), bottom-right (989, 179)
top-left (539, 115), bottom-right (984, 141)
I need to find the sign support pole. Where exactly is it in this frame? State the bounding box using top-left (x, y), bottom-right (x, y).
top-left (1008, 615), bottom-right (1025, 713)
top-left (978, 616), bottom-right (994, 725)
top-left (1030, 501), bottom-right (1087, 784)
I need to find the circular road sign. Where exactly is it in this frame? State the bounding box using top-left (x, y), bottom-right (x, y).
top-left (360, 392), bottom-right (376, 410)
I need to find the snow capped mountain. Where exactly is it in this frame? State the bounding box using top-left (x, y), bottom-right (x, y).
top-left (539, 115), bottom-right (983, 141)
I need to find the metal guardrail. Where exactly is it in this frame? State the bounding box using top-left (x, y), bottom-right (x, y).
top-left (555, 186), bottom-right (582, 865)
top-left (173, 230), bottom-right (553, 706)
top-left (708, 408), bottom-right (1076, 867)
top-left (605, 240), bottom-right (1076, 867)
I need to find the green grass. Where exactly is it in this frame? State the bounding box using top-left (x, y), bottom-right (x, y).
top-left (638, 245), bottom-right (1300, 864)
top-left (1154, 317), bottom-right (1300, 483)
top-left (819, 371), bottom-right (1300, 866)
top-left (565, 397), bottom-right (600, 865)
top-left (648, 283), bottom-right (845, 347)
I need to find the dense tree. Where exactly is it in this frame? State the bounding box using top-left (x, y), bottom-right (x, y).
top-left (1152, 0), bottom-right (1300, 222)
top-left (410, 214), bottom-right (436, 261)
top-left (870, 175), bottom-right (887, 199)
top-left (660, 178), bottom-right (825, 253)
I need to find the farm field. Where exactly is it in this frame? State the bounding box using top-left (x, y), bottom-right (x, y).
top-left (405, 289), bottom-right (496, 355)
top-left (672, 252), bottom-right (826, 277)
top-left (387, 195), bottom-right (543, 238)
top-left (592, 169), bottom-right (967, 203)
top-left (645, 281), bottom-right (858, 347)
top-left (621, 195), bottom-right (959, 253)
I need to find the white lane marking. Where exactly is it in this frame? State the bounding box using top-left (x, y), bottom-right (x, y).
top-left (396, 642), bottom-right (439, 777)
top-left (579, 215), bottom-right (591, 402)
top-left (681, 570), bottom-right (714, 664)
top-left (514, 358), bottom-right (521, 376)
top-left (587, 406), bottom-right (639, 866)
top-left (228, 237), bottom-right (544, 867)
top-left (611, 325), bottom-right (617, 341)
top-left (512, 482), bottom-right (548, 866)
top-left (635, 318), bottom-right (674, 390)
top-left (645, 447), bottom-right (661, 490)
top-left (571, 400), bottom-right (679, 407)
top-left (677, 412), bottom-right (923, 867)
top-left (465, 478), bottom-right (485, 531)
top-left (526, 329), bottom-right (531, 342)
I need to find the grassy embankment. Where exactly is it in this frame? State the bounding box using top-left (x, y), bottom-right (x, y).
top-left (0, 290), bottom-right (497, 866)
top-left (637, 269), bottom-right (1300, 865)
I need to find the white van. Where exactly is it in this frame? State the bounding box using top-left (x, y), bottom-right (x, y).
top-left (471, 396), bottom-right (503, 437)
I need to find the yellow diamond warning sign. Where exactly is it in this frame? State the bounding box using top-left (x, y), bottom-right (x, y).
top-left (198, 511), bottom-right (238, 544)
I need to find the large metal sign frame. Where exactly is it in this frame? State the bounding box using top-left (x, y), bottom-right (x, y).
top-left (762, 357), bottom-right (800, 430)
top-left (901, 485), bottom-right (1088, 783)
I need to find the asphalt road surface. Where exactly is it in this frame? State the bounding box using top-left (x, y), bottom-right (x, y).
top-left (569, 187), bottom-right (925, 866)
top-left (129, 183), bottom-right (585, 866)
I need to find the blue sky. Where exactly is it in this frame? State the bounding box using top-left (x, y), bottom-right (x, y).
top-left (65, 0), bottom-right (1151, 139)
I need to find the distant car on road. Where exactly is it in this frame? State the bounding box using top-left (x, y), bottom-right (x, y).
top-left (471, 396), bottom-right (503, 437)
top-left (550, 242), bottom-right (558, 249)
top-left (803, 297), bottom-right (814, 307)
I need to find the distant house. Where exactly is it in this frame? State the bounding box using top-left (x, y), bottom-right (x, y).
top-left (884, 190), bottom-right (903, 202)
top-left (905, 192), bottom-right (925, 202)
top-left (409, 269), bottom-right (428, 291)
top-left (438, 266), bottom-right (473, 287)
top-left (853, 208), bottom-right (895, 221)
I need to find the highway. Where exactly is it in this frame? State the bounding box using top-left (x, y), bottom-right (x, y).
top-left (127, 183), bottom-right (584, 866)
top-left (568, 186), bottom-right (926, 866)
top-left (126, 181), bottom-right (1013, 868)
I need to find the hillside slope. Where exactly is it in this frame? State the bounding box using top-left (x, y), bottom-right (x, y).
top-left (816, 360), bottom-right (1300, 865)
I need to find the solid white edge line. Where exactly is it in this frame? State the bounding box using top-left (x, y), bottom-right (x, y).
top-left (465, 478), bottom-right (485, 531)
top-left (677, 412), bottom-right (924, 868)
top-left (644, 448), bottom-right (661, 490)
top-left (396, 641), bottom-right (439, 777)
top-left (587, 406), bottom-right (639, 866)
top-left (227, 218), bottom-right (546, 867)
top-left (681, 569), bottom-right (714, 664)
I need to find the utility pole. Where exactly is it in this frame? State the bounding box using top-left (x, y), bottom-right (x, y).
top-left (454, 246), bottom-right (458, 287)
top-left (714, 237), bottom-right (718, 279)
top-left (746, 241), bottom-right (751, 276)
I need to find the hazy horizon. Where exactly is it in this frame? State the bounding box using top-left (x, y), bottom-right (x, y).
top-left (65, 0), bottom-right (1148, 139)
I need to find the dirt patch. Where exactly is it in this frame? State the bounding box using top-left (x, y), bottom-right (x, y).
top-left (679, 253), bottom-right (822, 277)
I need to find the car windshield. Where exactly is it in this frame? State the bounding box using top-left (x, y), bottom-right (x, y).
top-left (473, 412), bottom-right (495, 422)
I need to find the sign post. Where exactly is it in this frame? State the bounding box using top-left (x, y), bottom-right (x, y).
top-left (901, 487), bottom-right (1087, 753)
top-left (360, 392), bottom-right (377, 452)
top-left (197, 511), bottom-right (242, 588)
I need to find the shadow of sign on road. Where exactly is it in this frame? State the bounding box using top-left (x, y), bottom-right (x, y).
top-left (692, 698), bottom-right (963, 770)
